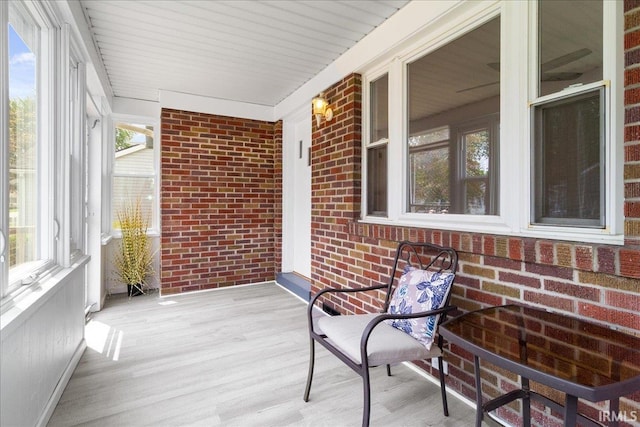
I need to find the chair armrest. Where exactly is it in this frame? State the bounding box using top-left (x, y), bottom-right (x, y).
top-left (307, 284), bottom-right (388, 334)
top-left (371, 304), bottom-right (457, 323)
top-left (359, 305), bottom-right (458, 362)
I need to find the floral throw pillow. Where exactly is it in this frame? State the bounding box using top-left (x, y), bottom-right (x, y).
top-left (386, 266), bottom-right (455, 350)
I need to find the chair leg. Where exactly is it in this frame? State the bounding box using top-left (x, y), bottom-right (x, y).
top-left (362, 368), bottom-right (372, 427)
top-left (303, 339), bottom-right (315, 402)
top-left (386, 364), bottom-right (391, 376)
top-left (438, 356), bottom-right (449, 416)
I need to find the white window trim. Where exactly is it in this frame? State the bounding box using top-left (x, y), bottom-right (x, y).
top-left (0, 0), bottom-right (10, 297)
top-left (360, 0), bottom-right (623, 245)
top-left (2, 0), bottom-right (59, 297)
top-left (65, 30), bottom-right (88, 266)
top-left (363, 67), bottom-right (392, 216)
top-left (521, 0), bottom-right (623, 244)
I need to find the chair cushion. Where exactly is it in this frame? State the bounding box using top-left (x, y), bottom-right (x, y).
top-left (317, 313), bottom-right (442, 366)
top-left (386, 267), bottom-right (455, 350)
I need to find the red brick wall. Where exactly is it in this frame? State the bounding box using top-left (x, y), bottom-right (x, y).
top-left (626, 0), bottom-right (640, 247)
top-left (310, 74), bottom-right (370, 311)
top-left (160, 108), bottom-right (282, 295)
top-left (308, 7), bottom-right (640, 425)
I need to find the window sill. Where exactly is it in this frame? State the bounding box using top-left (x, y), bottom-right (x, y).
top-left (101, 233), bottom-right (113, 245)
top-left (358, 215), bottom-right (625, 246)
top-left (364, 213), bottom-right (513, 236)
top-left (1, 255), bottom-right (90, 339)
top-left (519, 227), bottom-right (624, 246)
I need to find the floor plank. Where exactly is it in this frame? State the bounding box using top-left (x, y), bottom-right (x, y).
top-left (47, 283), bottom-right (477, 426)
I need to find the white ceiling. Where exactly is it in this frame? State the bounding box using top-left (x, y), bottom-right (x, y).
top-left (79, 0), bottom-right (410, 107)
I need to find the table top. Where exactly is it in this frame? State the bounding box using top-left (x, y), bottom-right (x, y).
top-left (440, 304), bottom-right (640, 401)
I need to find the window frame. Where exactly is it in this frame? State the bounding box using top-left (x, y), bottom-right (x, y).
top-left (452, 114), bottom-right (500, 216)
top-left (360, 0), bottom-right (623, 245)
top-left (530, 85), bottom-right (605, 228)
top-left (407, 126), bottom-right (451, 214)
top-left (1, 0), bottom-right (89, 301)
top-left (2, 0), bottom-right (56, 298)
top-left (364, 71), bottom-right (390, 217)
top-left (524, 0), bottom-right (622, 241)
top-left (0, 1), bottom-right (8, 298)
top-left (66, 33), bottom-right (87, 266)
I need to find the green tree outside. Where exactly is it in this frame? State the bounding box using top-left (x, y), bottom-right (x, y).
top-left (9, 96), bottom-right (37, 267)
top-left (115, 127), bottom-right (134, 151)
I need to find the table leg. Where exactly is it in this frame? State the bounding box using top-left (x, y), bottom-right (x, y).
top-left (474, 356), bottom-right (483, 427)
top-left (609, 398), bottom-right (620, 427)
top-left (564, 394), bottom-right (578, 427)
top-left (521, 376), bottom-right (531, 427)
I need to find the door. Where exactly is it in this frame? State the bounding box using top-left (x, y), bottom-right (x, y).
top-left (282, 110), bottom-right (311, 278)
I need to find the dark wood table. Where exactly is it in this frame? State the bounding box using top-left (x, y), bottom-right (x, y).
top-left (440, 304), bottom-right (640, 427)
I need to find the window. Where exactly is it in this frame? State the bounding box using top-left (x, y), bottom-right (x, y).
top-left (2, 0), bottom-right (89, 299)
top-left (361, 0), bottom-right (620, 243)
top-left (406, 16), bottom-right (500, 216)
top-left (69, 55), bottom-right (87, 260)
top-left (4, 1), bottom-right (48, 294)
top-left (456, 117), bottom-right (499, 215)
top-left (531, 0), bottom-right (604, 228)
top-left (112, 121), bottom-right (157, 232)
top-left (366, 74), bottom-right (388, 216)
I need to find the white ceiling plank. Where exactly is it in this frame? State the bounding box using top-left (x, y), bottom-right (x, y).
top-left (261, 1), bottom-right (391, 33)
top-left (87, 2), bottom-right (343, 61)
top-left (96, 41), bottom-right (313, 83)
top-left (91, 25), bottom-right (320, 73)
top-left (170, 1), bottom-right (357, 52)
top-left (211, 1), bottom-right (363, 47)
top-left (80, 0), bottom-right (410, 106)
top-left (89, 18), bottom-right (336, 73)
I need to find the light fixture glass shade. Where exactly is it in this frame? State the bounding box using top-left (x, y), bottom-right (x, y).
top-left (312, 96), bottom-right (328, 115)
top-left (312, 95), bottom-right (333, 127)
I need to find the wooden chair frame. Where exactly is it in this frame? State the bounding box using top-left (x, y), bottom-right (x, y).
top-left (303, 241), bottom-right (459, 426)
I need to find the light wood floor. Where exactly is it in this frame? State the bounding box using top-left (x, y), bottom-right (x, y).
top-left (48, 283), bottom-right (478, 426)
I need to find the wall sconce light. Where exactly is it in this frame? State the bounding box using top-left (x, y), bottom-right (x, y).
top-left (312, 94), bottom-right (333, 127)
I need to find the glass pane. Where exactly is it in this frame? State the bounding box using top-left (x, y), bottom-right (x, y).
top-left (112, 177), bottom-right (155, 229)
top-left (462, 129), bottom-right (491, 215)
top-left (407, 17), bottom-right (499, 215)
top-left (370, 74), bottom-right (388, 143)
top-left (69, 63), bottom-right (81, 254)
top-left (409, 146), bottom-right (449, 214)
top-left (534, 90), bottom-right (603, 226)
top-left (113, 123), bottom-right (155, 230)
top-left (8, 21), bottom-right (38, 270)
top-left (410, 126), bottom-right (449, 148)
top-left (539, 1), bottom-right (602, 97)
top-left (465, 180), bottom-right (487, 215)
top-left (464, 130), bottom-right (489, 177)
top-left (367, 146), bottom-right (387, 216)
top-left (114, 123), bottom-right (154, 175)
